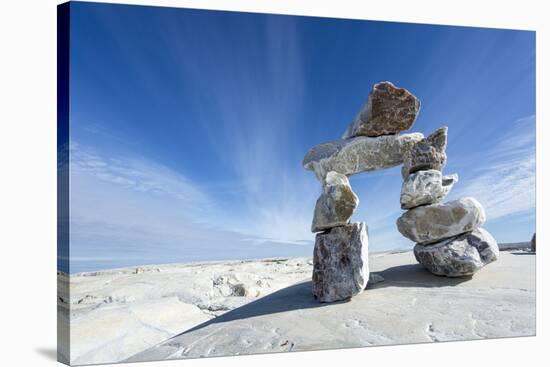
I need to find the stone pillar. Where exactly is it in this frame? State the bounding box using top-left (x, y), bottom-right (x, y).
top-left (312, 222), bottom-right (369, 302)
top-left (397, 127), bottom-right (499, 277)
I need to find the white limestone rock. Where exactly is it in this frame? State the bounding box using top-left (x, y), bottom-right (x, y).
top-left (396, 197), bottom-right (486, 244)
top-left (312, 222), bottom-right (369, 302)
top-left (311, 172), bottom-right (359, 232)
top-left (414, 228), bottom-right (499, 277)
top-left (303, 133), bottom-right (424, 182)
top-left (400, 170), bottom-right (458, 209)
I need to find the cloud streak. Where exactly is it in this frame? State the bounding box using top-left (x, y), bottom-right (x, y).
top-left (67, 141), bottom-right (315, 273)
top-left (159, 15), bottom-right (319, 242)
top-left (449, 115), bottom-right (535, 220)
top-left (70, 142), bottom-right (217, 224)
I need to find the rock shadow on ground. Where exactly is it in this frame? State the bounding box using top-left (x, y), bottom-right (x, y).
top-left (175, 262), bottom-right (473, 339)
top-left (174, 281), bottom-right (339, 337)
top-left (369, 263), bottom-right (472, 289)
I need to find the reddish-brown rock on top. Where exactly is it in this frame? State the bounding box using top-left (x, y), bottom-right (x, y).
top-left (342, 81), bottom-right (421, 138)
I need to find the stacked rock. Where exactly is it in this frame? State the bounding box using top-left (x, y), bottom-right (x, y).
top-left (303, 81), bottom-right (423, 302)
top-left (396, 127), bottom-right (500, 277)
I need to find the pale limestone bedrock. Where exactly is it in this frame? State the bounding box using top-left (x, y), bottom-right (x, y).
top-left (414, 228), bottom-right (500, 277)
top-left (303, 133), bottom-right (424, 182)
top-left (397, 197), bottom-right (486, 244)
top-left (311, 172), bottom-right (359, 232)
top-left (312, 222), bottom-right (369, 302)
top-left (63, 258), bottom-right (315, 365)
top-left (342, 81), bottom-right (421, 138)
top-left (402, 126), bottom-right (448, 178)
top-left (400, 170), bottom-right (458, 209)
top-left (126, 251), bottom-right (535, 363)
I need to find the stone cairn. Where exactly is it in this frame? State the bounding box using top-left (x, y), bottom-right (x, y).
top-left (302, 81), bottom-right (499, 303)
top-left (303, 81), bottom-right (422, 302)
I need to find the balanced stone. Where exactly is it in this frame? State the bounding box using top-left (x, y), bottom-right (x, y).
top-left (312, 222), bottom-right (369, 302)
top-left (397, 197), bottom-right (486, 244)
top-left (303, 133), bottom-right (424, 182)
top-left (402, 126), bottom-right (448, 178)
top-left (311, 172), bottom-right (359, 232)
top-left (400, 170), bottom-right (458, 209)
top-left (413, 228), bottom-right (499, 277)
top-left (342, 82), bottom-right (420, 138)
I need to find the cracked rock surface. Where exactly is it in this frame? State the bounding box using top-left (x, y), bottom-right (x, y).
top-left (59, 258), bottom-right (314, 365)
top-left (414, 228), bottom-right (500, 277)
top-left (125, 250), bottom-right (534, 364)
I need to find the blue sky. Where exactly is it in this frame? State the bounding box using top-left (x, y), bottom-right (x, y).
top-left (62, 2), bottom-right (536, 273)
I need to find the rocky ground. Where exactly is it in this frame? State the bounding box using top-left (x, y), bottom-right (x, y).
top-left (58, 257), bottom-right (315, 365)
top-left (59, 249), bottom-right (535, 365)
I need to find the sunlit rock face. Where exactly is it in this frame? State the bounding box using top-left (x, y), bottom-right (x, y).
top-left (302, 133), bottom-right (423, 182)
top-left (396, 197), bottom-right (486, 244)
top-left (413, 228), bottom-right (499, 277)
top-left (400, 169), bottom-right (458, 209)
top-left (311, 172), bottom-right (359, 233)
top-left (342, 81), bottom-right (421, 138)
top-left (312, 222), bottom-right (369, 302)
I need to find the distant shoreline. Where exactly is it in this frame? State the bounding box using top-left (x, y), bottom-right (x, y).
top-left (59, 241), bottom-right (532, 277)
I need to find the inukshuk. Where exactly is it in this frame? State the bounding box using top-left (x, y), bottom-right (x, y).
top-left (303, 81), bottom-right (500, 303)
top-left (303, 82), bottom-right (422, 302)
top-left (397, 127), bottom-right (499, 277)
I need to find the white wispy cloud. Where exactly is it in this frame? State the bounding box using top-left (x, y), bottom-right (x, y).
top-left (68, 142), bottom-right (315, 272)
top-left (70, 142), bottom-right (217, 223)
top-left (65, 15), bottom-right (322, 273)
top-left (450, 115), bottom-right (536, 220)
top-left (160, 15), bottom-right (320, 243)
